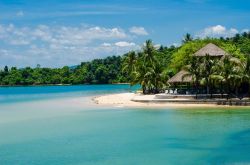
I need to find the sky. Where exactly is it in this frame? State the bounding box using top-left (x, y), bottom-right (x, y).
top-left (0, 0), bottom-right (250, 68)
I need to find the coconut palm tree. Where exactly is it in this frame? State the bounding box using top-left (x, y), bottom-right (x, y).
top-left (200, 54), bottom-right (216, 97)
top-left (211, 55), bottom-right (243, 99)
top-left (122, 51), bottom-right (137, 84)
top-left (142, 40), bottom-right (157, 67)
top-left (230, 57), bottom-right (245, 98)
top-left (209, 61), bottom-right (225, 98)
top-left (242, 55), bottom-right (250, 96)
top-left (149, 60), bottom-right (168, 93)
top-left (226, 56), bottom-right (243, 98)
top-left (130, 40), bottom-right (168, 94)
top-left (182, 56), bottom-right (203, 98)
top-left (242, 55), bottom-right (250, 83)
top-left (133, 40), bottom-right (156, 94)
top-left (131, 59), bottom-right (151, 94)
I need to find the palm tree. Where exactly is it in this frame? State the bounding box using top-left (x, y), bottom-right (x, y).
top-left (226, 56), bottom-right (243, 98)
top-left (131, 59), bottom-right (150, 94)
top-left (122, 51), bottom-right (137, 84)
top-left (210, 61), bottom-right (225, 98)
top-left (135, 40), bottom-right (157, 94)
top-left (130, 40), bottom-right (167, 94)
top-left (142, 40), bottom-right (157, 67)
top-left (183, 56), bottom-right (202, 98)
top-left (212, 55), bottom-right (243, 99)
top-left (221, 56), bottom-right (232, 97)
top-left (230, 57), bottom-right (245, 98)
top-left (150, 60), bottom-right (168, 93)
top-left (242, 55), bottom-right (250, 83)
top-left (242, 55), bottom-right (250, 96)
top-left (200, 54), bottom-right (216, 97)
top-left (182, 33), bottom-right (193, 43)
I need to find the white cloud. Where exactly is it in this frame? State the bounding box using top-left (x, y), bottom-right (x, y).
top-left (0, 24), bottom-right (129, 46)
top-left (0, 24), bottom-right (142, 67)
top-left (0, 49), bottom-right (9, 57)
top-left (172, 43), bottom-right (180, 47)
top-left (129, 26), bottom-right (148, 36)
top-left (197, 25), bottom-right (239, 38)
top-left (102, 42), bottom-right (112, 47)
top-left (115, 41), bottom-right (136, 47)
top-left (154, 44), bottom-right (161, 49)
top-left (16, 11), bottom-right (24, 17)
top-left (9, 39), bottom-right (30, 45)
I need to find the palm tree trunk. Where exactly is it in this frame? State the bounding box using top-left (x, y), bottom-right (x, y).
top-left (206, 84), bottom-right (210, 97)
top-left (142, 85), bottom-right (146, 94)
top-left (206, 78), bottom-right (209, 98)
top-left (235, 85), bottom-right (239, 98)
top-left (220, 81), bottom-right (223, 98)
top-left (210, 81), bottom-right (212, 98)
top-left (227, 81), bottom-right (230, 100)
top-left (195, 80), bottom-right (198, 99)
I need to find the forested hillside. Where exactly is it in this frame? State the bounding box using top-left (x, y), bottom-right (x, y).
top-left (0, 56), bottom-right (127, 85)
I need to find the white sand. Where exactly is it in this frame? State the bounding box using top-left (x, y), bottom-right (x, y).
top-left (93, 93), bottom-right (226, 108)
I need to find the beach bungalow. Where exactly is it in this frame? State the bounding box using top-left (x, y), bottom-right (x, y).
top-left (167, 43), bottom-right (229, 95)
top-left (167, 70), bottom-right (193, 94)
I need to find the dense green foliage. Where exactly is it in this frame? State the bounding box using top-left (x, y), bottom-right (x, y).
top-left (170, 38), bottom-right (245, 72)
top-left (181, 54), bottom-right (250, 98)
top-left (123, 32), bottom-right (250, 96)
top-left (1, 31), bottom-right (250, 97)
top-left (123, 40), bottom-right (174, 94)
top-left (172, 33), bottom-right (250, 98)
top-left (0, 56), bottom-right (127, 85)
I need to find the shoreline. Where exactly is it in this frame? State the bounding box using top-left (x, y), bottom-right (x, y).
top-left (93, 93), bottom-right (250, 109)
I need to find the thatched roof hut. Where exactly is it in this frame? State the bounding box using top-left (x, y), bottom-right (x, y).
top-left (168, 43), bottom-right (228, 85)
top-left (194, 43), bottom-right (228, 57)
top-left (167, 70), bottom-right (192, 84)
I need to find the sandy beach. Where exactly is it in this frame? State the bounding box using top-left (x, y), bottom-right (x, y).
top-left (93, 93), bottom-right (230, 108)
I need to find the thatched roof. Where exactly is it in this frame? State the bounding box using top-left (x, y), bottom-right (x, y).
top-left (194, 43), bottom-right (228, 57)
top-left (167, 70), bottom-right (192, 83)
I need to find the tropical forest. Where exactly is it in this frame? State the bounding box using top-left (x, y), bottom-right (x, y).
top-left (1, 32), bottom-right (250, 98)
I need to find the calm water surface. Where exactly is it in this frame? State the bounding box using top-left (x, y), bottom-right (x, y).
top-left (0, 85), bottom-right (250, 165)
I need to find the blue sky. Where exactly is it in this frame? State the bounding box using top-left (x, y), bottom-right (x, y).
top-left (0, 0), bottom-right (250, 67)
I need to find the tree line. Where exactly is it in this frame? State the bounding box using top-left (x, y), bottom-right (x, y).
top-left (1, 31), bottom-right (250, 96)
top-left (0, 56), bottom-right (127, 85)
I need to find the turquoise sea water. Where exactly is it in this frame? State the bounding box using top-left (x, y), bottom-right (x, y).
top-left (0, 85), bottom-right (250, 165)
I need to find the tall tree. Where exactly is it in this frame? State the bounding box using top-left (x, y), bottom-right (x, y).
top-left (183, 56), bottom-right (203, 98)
top-left (212, 55), bottom-right (243, 98)
top-left (182, 33), bottom-right (193, 43)
top-left (142, 40), bottom-right (157, 66)
top-left (128, 40), bottom-right (168, 94)
top-left (201, 54), bottom-right (216, 96)
top-left (4, 66), bottom-right (8, 73)
top-left (122, 51), bottom-right (137, 83)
